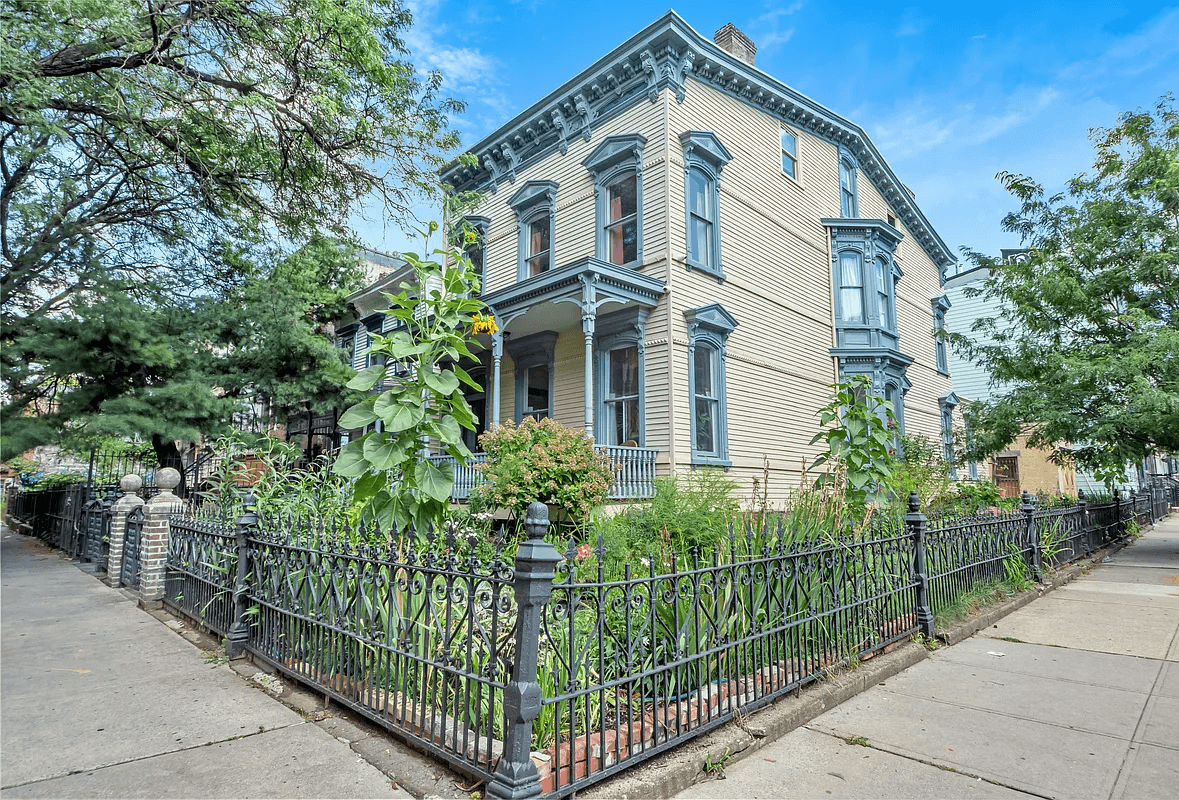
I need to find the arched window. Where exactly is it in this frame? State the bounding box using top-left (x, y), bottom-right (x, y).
top-left (839, 149), bottom-right (859, 218)
top-left (681, 131), bottom-right (733, 280)
top-left (685, 303), bottom-right (738, 466)
top-left (583, 134), bottom-right (645, 267)
top-left (507, 181), bottom-right (557, 281)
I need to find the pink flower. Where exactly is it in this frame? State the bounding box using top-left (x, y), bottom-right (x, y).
top-left (575, 543), bottom-right (593, 562)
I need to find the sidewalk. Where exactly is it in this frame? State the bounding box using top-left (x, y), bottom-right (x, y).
top-left (0, 527), bottom-right (407, 799)
top-left (676, 515), bottom-right (1179, 799)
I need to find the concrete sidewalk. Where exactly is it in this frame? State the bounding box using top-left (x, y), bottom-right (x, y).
top-left (676, 516), bottom-right (1179, 800)
top-left (0, 527), bottom-right (408, 799)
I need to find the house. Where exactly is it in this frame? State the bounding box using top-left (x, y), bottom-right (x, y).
top-left (943, 252), bottom-right (1089, 497)
top-left (353, 12), bottom-right (965, 501)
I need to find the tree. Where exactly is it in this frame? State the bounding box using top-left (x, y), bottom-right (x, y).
top-left (953, 96), bottom-right (1179, 483)
top-left (1, 0), bottom-right (463, 465)
top-left (1, 237), bottom-right (366, 485)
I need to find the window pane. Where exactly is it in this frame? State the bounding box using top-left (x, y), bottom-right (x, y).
top-left (781, 130), bottom-right (797, 178)
top-left (609, 397), bottom-right (641, 445)
top-left (839, 253), bottom-right (864, 322)
top-left (688, 169), bottom-right (709, 216)
top-left (527, 364), bottom-right (549, 418)
top-left (609, 218), bottom-right (638, 264)
top-left (694, 346), bottom-right (713, 396)
top-left (695, 397), bottom-right (716, 454)
top-left (689, 216), bottom-right (711, 264)
top-left (876, 258), bottom-right (890, 328)
top-left (608, 174), bottom-right (636, 222)
top-left (782, 152), bottom-right (796, 178)
top-left (609, 346), bottom-right (638, 397)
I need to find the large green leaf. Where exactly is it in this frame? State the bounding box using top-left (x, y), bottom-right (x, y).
top-left (363, 434), bottom-right (406, 470)
top-left (423, 369), bottom-right (460, 396)
top-left (436, 414), bottom-right (463, 445)
top-left (338, 400), bottom-right (378, 429)
top-left (331, 439), bottom-right (369, 477)
top-left (352, 471), bottom-right (387, 505)
top-left (374, 393), bottom-right (425, 432)
top-left (346, 364), bottom-right (386, 391)
top-left (417, 458), bottom-right (454, 503)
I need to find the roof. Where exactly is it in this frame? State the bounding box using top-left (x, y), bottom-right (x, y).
top-left (442, 10), bottom-right (957, 274)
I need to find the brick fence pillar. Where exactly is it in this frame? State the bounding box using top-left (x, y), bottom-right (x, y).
top-left (138, 467), bottom-right (181, 609)
top-left (106, 474), bottom-right (146, 588)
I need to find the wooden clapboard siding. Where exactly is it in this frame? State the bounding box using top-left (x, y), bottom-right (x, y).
top-left (474, 98), bottom-right (666, 297)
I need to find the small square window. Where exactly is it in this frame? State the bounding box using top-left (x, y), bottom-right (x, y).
top-left (887, 214), bottom-right (896, 227)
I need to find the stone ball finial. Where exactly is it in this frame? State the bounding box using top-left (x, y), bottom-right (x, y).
top-left (155, 467), bottom-right (181, 492)
top-left (119, 474), bottom-right (143, 493)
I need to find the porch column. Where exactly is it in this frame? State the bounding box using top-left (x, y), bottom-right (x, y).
top-left (491, 329), bottom-right (503, 426)
top-left (582, 310), bottom-right (595, 441)
top-left (580, 274), bottom-right (598, 442)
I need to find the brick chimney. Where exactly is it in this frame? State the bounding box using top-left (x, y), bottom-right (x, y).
top-left (714, 23), bottom-right (756, 67)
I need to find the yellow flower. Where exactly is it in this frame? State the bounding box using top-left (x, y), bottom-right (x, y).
top-left (428, 220), bottom-right (439, 232)
top-left (471, 312), bottom-right (498, 335)
top-left (464, 230), bottom-right (477, 245)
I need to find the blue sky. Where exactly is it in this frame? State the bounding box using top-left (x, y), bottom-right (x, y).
top-left (357, 0), bottom-right (1179, 267)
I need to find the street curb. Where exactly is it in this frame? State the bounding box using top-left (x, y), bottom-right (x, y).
top-left (580, 536), bottom-right (1134, 800)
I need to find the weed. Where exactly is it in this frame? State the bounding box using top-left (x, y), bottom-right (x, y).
top-left (937, 764), bottom-right (958, 773)
top-left (845, 736), bottom-right (871, 748)
top-left (997, 636), bottom-right (1023, 643)
top-left (203, 647), bottom-right (229, 666)
top-left (912, 632), bottom-right (939, 651)
top-left (704, 748), bottom-right (732, 777)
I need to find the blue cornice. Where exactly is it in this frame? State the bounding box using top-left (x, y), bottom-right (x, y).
top-left (583, 133), bottom-right (648, 174)
top-left (443, 10), bottom-right (956, 275)
top-left (822, 218), bottom-right (905, 254)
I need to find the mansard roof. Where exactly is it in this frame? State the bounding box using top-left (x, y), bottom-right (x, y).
top-left (442, 10), bottom-right (956, 275)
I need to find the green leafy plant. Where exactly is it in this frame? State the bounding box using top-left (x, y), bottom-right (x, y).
top-left (472, 417), bottom-right (613, 528)
top-left (1003, 543), bottom-right (1033, 590)
top-left (333, 228), bottom-right (486, 532)
top-left (884, 434), bottom-right (954, 512)
top-left (810, 376), bottom-right (898, 508)
top-left (704, 748), bottom-right (732, 776)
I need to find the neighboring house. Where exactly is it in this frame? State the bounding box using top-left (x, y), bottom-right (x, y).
top-left (419, 12), bottom-right (964, 500)
top-left (944, 252), bottom-right (1080, 497)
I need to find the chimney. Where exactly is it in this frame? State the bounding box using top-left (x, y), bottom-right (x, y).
top-left (714, 23), bottom-right (756, 67)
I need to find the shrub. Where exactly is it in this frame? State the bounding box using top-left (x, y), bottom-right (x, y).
top-left (885, 434), bottom-right (954, 512)
top-left (472, 418), bottom-right (613, 527)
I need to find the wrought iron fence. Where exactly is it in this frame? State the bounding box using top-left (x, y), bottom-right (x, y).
top-left (164, 511), bottom-right (238, 636)
top-left (925, 508), bottom-right (1028, 612)
top-left (120, 507), bottom-right (146, 590)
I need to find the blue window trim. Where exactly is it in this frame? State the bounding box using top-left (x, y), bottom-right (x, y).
top-left (839, 146), bottom-right (859, 218)
top-left (932, 295), bottom-right (952, 376)
top-left (593, 306), bottom-right (649, 446)
top-left (505, 330), bottom-right (558, 423)
top-left (508, 181), bottom-right (558, 282)
top-left (940, 392), bottom-right (959, 479)
top-left (583, 134), bottom-right (646, 267)
top-left (680, 131), bottom-right (733, 281)
top-left (685, 303), bottom-right (738, 467)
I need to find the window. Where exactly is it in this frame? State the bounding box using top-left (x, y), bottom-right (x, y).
top-left (680, 131), bottom-right (733, 280)
top-left (604, 346), bottom-right (640, 444)
top-left (876, 257), bottom-right (895, 330)
top-left (838, 252), bottom-right (865, 323)
top-left (508, 180), bottom-right (558, 282)
top-left (932, 296), bottom-right (952, 375)
top-left (780, 127), bottom-right (798, 178)
top-left (940, 393), bottom-right (959, 479)
top-left (687, 168), bottom-right (713, 266)
top-left (693, 344), bottom-right (719, 455)
top-left (505, 330), bottom-right (558, 423)
top-left (583, 134), bottom-right (646, 267)
top-left (525, 217), bottom-right (551, 276)
top-left (685, 303), bottom-right (738, 466)
top-left (351, 327), bottom-right (370, 370)
top-left (839, 149), bottom-right (858, 218)
top-left (606, 174), bottom-right (638, 265)
top-left (886, 382), bottom-right (904, 438)
top-left (595, 306), bottom-right (649, 446)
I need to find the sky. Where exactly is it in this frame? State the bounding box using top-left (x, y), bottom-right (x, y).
top-left (355, 0), bottom-right (1179, 268)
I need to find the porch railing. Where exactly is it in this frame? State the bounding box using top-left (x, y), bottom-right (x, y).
top-left (429, 445), bottom-right (658, 502)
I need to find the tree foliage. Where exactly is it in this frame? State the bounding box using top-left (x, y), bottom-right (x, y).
top-left (1, 237), bottom-right (365, 470)
top-left (953, 96), bottom-right (1179, 481)
top-left (1, 0), bottom-right (459, 329)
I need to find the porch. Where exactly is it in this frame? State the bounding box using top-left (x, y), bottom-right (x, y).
top-left (429, 443), bottom-right (658, 502)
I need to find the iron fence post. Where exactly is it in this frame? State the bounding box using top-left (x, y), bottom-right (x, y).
top-left (1021, 491), bottom-right (1041, 582)
top-left (226, 492), bottom-right (258, 659)
top-left (905, 491), bottom-right (935, 639)
top-left (1076, 490), bottom-right (1090, 554)
top-left (487, 503), bottom-right (562, 800)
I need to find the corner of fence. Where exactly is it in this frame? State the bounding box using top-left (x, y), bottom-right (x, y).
top-left (487, 502), bottom-right (562, 800)
top-left (905, 491), bottom-right (935, 640)
top-left (226, 492), bottom-right (258, 659)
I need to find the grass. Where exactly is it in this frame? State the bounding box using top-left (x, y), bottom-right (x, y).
top-left (933, 579), bottom-right (1023, 630)
top-left (845, 736), bottom-right (872, 748)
